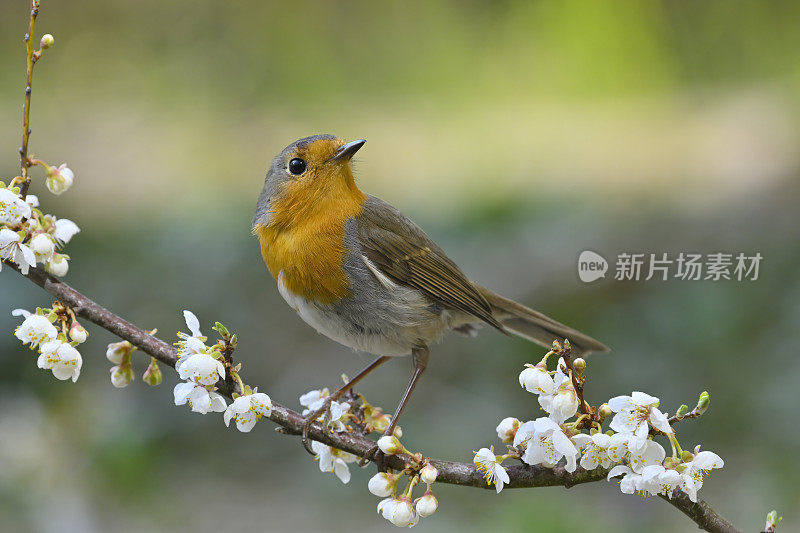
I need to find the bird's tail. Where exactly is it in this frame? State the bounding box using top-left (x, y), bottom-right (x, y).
top-left (479, 288), bottom-right (610, 356)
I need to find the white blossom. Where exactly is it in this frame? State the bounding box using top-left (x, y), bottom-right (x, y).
top-left (25, 194), bottom-right (39, 208)
top-left (496, 417), bottom-right (520, 443)
top-left (325, 400), bottom-right (351, 432)
top-left (45, 164), bottom-right (74, 195)
top-left (52, 219), bottom-right (80, 245)
top-left (175, 310), bottom-right (207, 369)
top-left (173, 381), bottom-right (226, 414)
top-left (473, 447), bottom-right (510, 493)
top-left (106, 341), bottom-right (131, 364)
top-left (37, 340), bottom-right (82, 382)
top-left (378, 497), bottom-right (418, 527)
top-left (680, 449), bottom-right (724, 502)
top-left (14, 311), bottom-right (57, 349)
top-left (513, 420), bottom-right (536, 448)
top-left (641, 464), bottom-right (684, 498)
top-left (419, 463), bottom-right (438, 484)
top-left (606, 432), bottom-right (630, 463)
top-left (519, 417), bottom-right (582, 473)
top-left (177, 352), bottom-right (225, 386)
top-left (536, 358), bottom-right (576, 423)
top-left (548, 381), bottom-right (579, 424)
top-left (45, 253), bottom-right (69, 277)
top-left (223, 392), bottom-right (272, 432)
top-left (577, 432), bottom-right (616, 470)
top-left (110, 364), bottom-right (133, 388)
top-left (638, 451), bottom-right (722, 502)
top-left (69, 321), bottom-right (87, 343)
top-left (311, 440), bottom-right (356, 484)
top-left (608, 465), bottom-right (644, 495)
top-left (378, 435), bottom-right (405, 455)
top-left (368, 472), bottom-right (396, 497)
top-left (0, 188), bottom-right (31, 225)
top-left (608, 391), bottom-right (673, 452)
top-left (299, 387), bottom-right (330, 414)
top-left (415, 492), bottom-right (438, 518)
top-left (519, 363), bottom-right (554, 395)
top-left (0, 228), bottom-right (36, 274)
top-left (628, 439), bottom-right (666, 473)
top-left (30, 234), bottom-right (55, 263)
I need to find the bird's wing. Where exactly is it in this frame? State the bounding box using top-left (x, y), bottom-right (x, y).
top-left (355, 196), bottom-right (505, 332)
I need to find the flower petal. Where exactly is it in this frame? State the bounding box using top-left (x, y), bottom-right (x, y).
top-left (183, 310), bottom-right (201, 337)
top-left (607, 465), bottom-right (632, 480)
top-left (608, 395), bottom-right (634, 412)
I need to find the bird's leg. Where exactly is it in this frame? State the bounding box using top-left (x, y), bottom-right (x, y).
top-left (363, 346), bottom-right (429, 470)
top-left (301, 355), bottom-right (391, 455)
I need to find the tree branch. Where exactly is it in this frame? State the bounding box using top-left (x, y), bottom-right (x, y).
top-left (663, 492), bottom-right (740, 533)
top-left (3, 261), bottom-right (741, 532)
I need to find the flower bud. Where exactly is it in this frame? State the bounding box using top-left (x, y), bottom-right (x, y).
top-left (598, 403), bottom-right (613, 420)
top-left (675, 404), bottom-right (689, 418)
top-left (40, 34), bottom-right (54, 49)
top-left (367, 472), bottom-right (396, 497)
top-left (573, 357), bottom-right (586, 374)
top-left (389, 498), bottom-right (416, 527)
top-left (495, 417), bottom-right (520, 443)
top-left (143, 357), bottom-right (162, 386)
top-left (30, 233), bottom-right (55, 262)
top-left (106, 341), bottom-right (131, 364)
top-left (45, 164), bottom-right (74, 195)
top-left (392, 425), bottom-right (403, 438)
top-left (552, 382), bottom-right (579, 420)
top-left (765, 510), bottom-right (782, 532)
top-left (415, 492), bottom-right (438, 517)
top-left (110, 363), bottom-right (133, 388)
top-left (519, 363), bottom-right (554, 395)
top-left (377, 435), bottom-right (404, 455)
top-left (420, 463), bottom-right (438, 484)
top-left (45, 253), bottom-right (69, 276)
top-left (69, 321), bottom-right (87, 343)
top-left (369, 412), bottom-right (390, 433)
top-left (696, 391), bottom-right (710, 414)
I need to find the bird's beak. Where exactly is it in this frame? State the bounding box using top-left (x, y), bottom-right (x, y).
top-left (328, 139), bottom-right (366, 163)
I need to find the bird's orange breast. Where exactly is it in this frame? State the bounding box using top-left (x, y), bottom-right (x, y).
top-left (254, 165), bottom-right (367, 305)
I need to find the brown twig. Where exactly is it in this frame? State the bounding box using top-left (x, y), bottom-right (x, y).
top-left (649, 405), bottom-right (704, 437)
top-left (558, 345), bottom-right (594, 427)
top-left (669, 410), bottom-right (702, 426)
top-left (18, 0), bottom-right (41, 199)
top-left (4, 261), bottom-right (741, 533)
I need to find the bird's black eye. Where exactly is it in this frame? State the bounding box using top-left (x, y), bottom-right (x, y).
top-left (288, 158), bottom-right (307, 175)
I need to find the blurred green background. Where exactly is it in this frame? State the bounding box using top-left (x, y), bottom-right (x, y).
top-left (2, 1), bottom-right (799, 531)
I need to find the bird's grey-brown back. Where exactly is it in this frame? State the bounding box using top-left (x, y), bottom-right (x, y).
top-left (346, 195), bottom-right (609, 356)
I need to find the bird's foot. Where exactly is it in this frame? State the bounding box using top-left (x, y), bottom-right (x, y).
top-left (301, 397), bottom-right (334, 455)
top-left (358, 444), bottom-right (390, 471)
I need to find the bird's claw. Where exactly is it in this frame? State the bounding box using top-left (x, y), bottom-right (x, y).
top-left (358, 444), bottom-right (390, 471)
top-left (358, 444), bottom-right (378, 467)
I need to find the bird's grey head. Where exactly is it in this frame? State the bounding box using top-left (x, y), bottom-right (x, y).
top-left (251, 134), bottom-right (366, 229)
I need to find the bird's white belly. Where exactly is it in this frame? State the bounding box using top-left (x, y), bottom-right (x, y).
top-left (277, 272), bottom-right (413, 357)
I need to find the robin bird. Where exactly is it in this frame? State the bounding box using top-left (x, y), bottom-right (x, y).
top-left (252, 135), bottom-right (608, 456)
